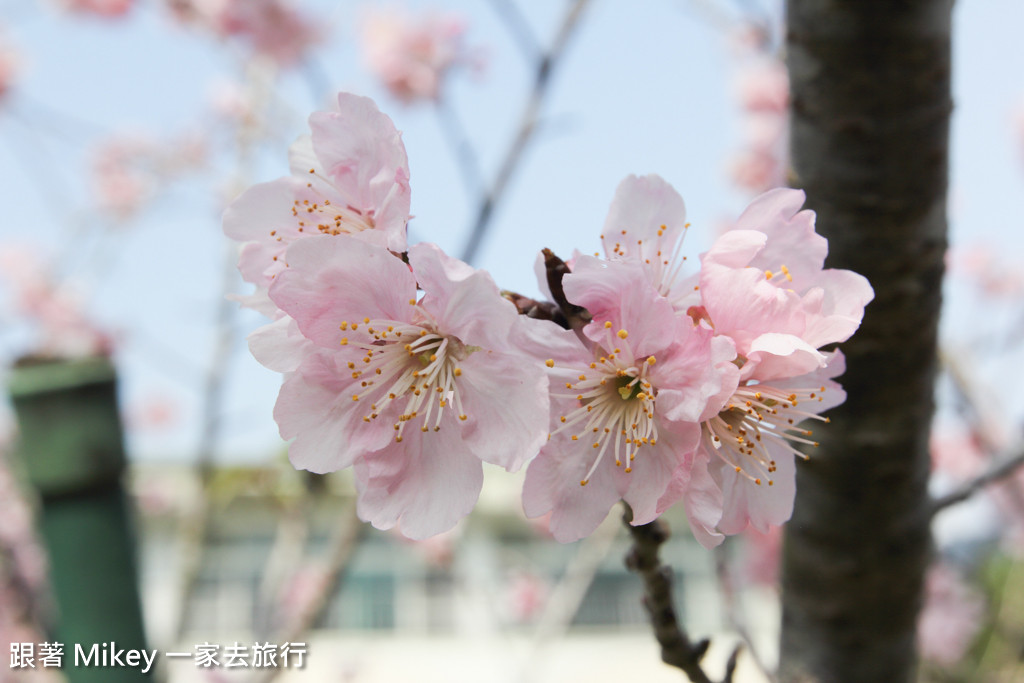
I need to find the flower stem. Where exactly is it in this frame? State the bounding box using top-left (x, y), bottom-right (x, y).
top-left (622, 504), bottom-right (720, 683)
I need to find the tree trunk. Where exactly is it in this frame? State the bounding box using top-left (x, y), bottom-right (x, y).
top-left (780, 2), bottom-right (952, 682)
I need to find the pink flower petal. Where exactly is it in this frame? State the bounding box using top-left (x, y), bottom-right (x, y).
top-left (269, 235), bottom-right (416, 348)
top-left (276, 350), bottom-right (395, 473)
top-left (354, 426), bottom-right (484, 539)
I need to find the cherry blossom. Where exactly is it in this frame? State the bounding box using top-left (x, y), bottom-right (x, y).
top-left (165, 0), bottom-right (320, 66)
top-left (361, 7), bottom-right (469, 103)
top-left (522, 256), bottom-right (737, 542)
top-left (728, 44), bottom-right (789, 194)
top-left (657, 189), bottom-right (871, 545)
top-left (90, 132), bottom-right (206, 220)
top-left (597, 174), bottom-right (698, 312)
top-left (60, 0), bottom-right (135, 17)
top-left (0, 247), bottom-right (114, 359)
top-left (699, 188), bottom-right (873, 382)
top-left (255, 235), bottom-right (549, 539)
top-left (224, 92), bottom-right (411, 315)
top-left (689, 351), bottom-right (847, 543)
top-left (0, 34), bottom-right (18, 103)
top-left (917, 563), bottom-right (985, 666)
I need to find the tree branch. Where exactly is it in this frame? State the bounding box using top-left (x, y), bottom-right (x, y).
top-left (622, 505), bottom-right (715, 683)
top-left (780, 2), bottom-right (952, 680)
top-left (713, 544), bottom-right (778, 683)
top-left (931, 444), bottom-right (1024, 515)
top-left (459, 0), bottom-right (591, 264)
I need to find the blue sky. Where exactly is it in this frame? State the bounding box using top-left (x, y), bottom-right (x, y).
top-left (0, 0), bottom-right (1021, 462)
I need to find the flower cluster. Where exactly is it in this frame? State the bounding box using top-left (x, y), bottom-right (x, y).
top-left (224, 92), bottom-right (872, 546)
top-left (360, 7), bottom-right (471, 104)
top-left (165, 0), bottom-right (320, 66)
top-left (727, 24), bottom-right (789, 194)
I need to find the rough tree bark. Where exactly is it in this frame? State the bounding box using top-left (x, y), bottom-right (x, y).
top-left (780, 2), bottom-right (952, 682)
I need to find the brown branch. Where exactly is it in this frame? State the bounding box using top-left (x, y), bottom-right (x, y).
top-left (622, 505), bottom-right (715, 683)
top-left (931, 444), bottom-right (1024, 515)
top-left (542, 247), bottom-right (591, 333)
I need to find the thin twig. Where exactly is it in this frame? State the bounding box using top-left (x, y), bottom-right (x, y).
top-left (933, 350), bottom-right (1024, 515)
top-left (248, 499), bottom-right (364, 683)
top-left (713, 543), bottom-right (777, 683)
top-left (931, 445), bottom-right (1024, 515)
top-left (486, 0), bottom-right (543, 62)
top-left (172, 246), bottom-right (239, 640)
top-left (459, 0), bottom-right (592, 264)
top-left (434, 95), bottom-right (485, 199)
top-left (173, 59), bottom-right (275, 640)
top-left (723, 644), bottom-right (742, 683)
top-left (517, 516), bottom-right (620, 683)
top-left (254, 487), bottom-right (313, 637)
top-left (622, 504), bottom-right (715, 683)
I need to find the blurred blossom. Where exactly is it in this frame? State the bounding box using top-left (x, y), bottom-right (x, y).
top-left (361, 7), bottom-right (470, 103)
top-left (126, 394), bottom-right (179, 434)
top-left (727, 29), bottom-right (789, 195)
top-left (0, 247), bottom-right (114, 360)
top-left (930, 426), bottom-right (988, 481)
top-left (736, 59), bottom-right (789, 114)
top-left (930, 425), bottom-right (1024, 550)
top-left (394, 521), bottom-right (461, 568)
top-left (91, 135), bottom-right (158, 219)
top-left (500, 571), bottom-right (549, 624)
top-left (58, 0), bottom-right (135, 17)
top-left (276, 563), bottom-right (331, 629)
top-left (0, 35), bottom-right (17, 103)
top-left (208, 78), bottom-right (259, 126)
top-left (90, 132), bottom-right (206, 220)
top-left (951, 244), bottom-right (1024, 298)
top-left (165, 0), bottom-right (321, 66)
top-left (728, 147), bottom-right (782, 196)
top-left (917, 563), bottom-right (985, 666)
top-left (727, 22), bottom-right (772, 55)
top-left (0, 444), bottom-right (52, 676)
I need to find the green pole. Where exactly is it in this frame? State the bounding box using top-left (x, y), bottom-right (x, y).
top-left (8, 356), bottom-right (150, 681)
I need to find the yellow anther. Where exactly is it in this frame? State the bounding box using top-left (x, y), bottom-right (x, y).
top-left (617, 329), bottom-right (628, 339)
top-left (604, 321), bottom-right (613, 328)
top-left (545, 359), bottom-right (555, 368)
top-left (765, 270), bottom-right (774, 280)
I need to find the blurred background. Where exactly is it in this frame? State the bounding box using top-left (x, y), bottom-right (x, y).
top-left (1, 1), bottom-right (1023, 681)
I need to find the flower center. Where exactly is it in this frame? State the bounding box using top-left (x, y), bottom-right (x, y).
top-left (291, 170), bottom-right (377, 237)
top-left (703, 382), bottom-right (829, 486)
top-left (548, 323), bottom-right (659, 486)
top-left (339, 313), bottom-right (468, 442)
top-left (601, 222), bottom-right (692, 308)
